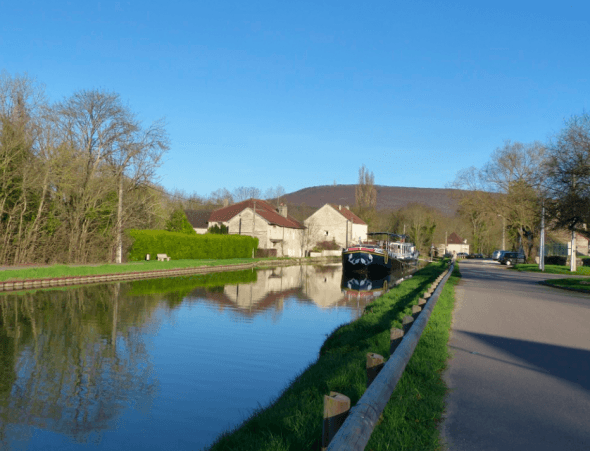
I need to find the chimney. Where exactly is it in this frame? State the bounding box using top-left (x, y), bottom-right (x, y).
top-left (278, 203), bottom-right (288, 218)
top-left (223, 198), bottom-right (229, 207)
top-left (345, 205), bottom-right (349, 210)
top-left (338, 205), bottom-right (341, 210)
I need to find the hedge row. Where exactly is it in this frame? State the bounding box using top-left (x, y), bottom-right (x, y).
top-left (127, 230), bottom-right (258, 261)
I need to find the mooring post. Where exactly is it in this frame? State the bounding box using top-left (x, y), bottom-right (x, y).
top-left (322, 392), bottom-right (350, 450)
top-left (412, 305), bottom-right (422, 320)
top-left (366, 353), bottom-right (385, 388)
top-left (402, 315), bottom-right (414, 334)
top-left (390, 327), bottom-right (404, 354)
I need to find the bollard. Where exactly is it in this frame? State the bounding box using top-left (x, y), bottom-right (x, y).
top-left (412, 305), bottom-right (422, 319)
top-left (366, 353), bottom-right (385, 388)
top-left (390, 327), bottom-right (404, 354)
top-left (322, 392), bottom-right (350, 450)
top-left (402, 315), bottom-right (414, 334)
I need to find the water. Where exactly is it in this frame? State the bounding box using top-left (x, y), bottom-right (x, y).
top-left (0, 264), bottom-right (410, 450)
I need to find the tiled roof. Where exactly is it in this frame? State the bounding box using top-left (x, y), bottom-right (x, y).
top-left (209, 199), bottom-right (305, 229)
top-left (184, 210), bottom-right (213, 228)
top-left (447, 232), bottom-right (464, 244)
top-left (328, 204), bottom-right (367, 225)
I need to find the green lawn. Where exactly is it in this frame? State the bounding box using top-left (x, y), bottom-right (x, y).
top-left (513, 264), bottom-right (590, 276)
top-left (0, 258), bottom-right (260, 281)
top-left (541, 278), bottom-right (590, 293)
top-left (207, 260), bottom-right (458, 450)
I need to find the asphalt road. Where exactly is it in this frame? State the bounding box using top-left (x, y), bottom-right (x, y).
top-left (440, 260), bottom-right (590, 451)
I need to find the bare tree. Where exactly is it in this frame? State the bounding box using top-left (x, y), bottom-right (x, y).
top-left (54, 89), bottom-right (168, 263)
top-left (354, 165), bottom-right (377, 228)
top-left (544, 113), bottom-right (590, 239)
top-left (233, 186), bottom-right (261, 202)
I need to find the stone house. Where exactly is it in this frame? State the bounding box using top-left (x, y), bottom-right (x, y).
top-left (304, 204), bottom-right (367, 249)
top-left (208, 199), bottom-right (305, 257)
top-left (445, 232), bottom-right (470, 255)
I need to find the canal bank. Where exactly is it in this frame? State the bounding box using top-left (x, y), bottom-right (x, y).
top-left (0, 256), bottom-right (340, 292)
top-left (208, 260), bottom-right (458, 451)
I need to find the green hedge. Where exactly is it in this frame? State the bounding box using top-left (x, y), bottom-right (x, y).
top-left (127, 230), bottom-right (258, 261)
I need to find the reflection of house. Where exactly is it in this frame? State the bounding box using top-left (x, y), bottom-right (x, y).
top-left (304, 204), bottom-right (367, 249)
top-left (208, 199), bottom-right (305, 257)
top-left (445, 232), bottom-right (469, 255)
top-left (185, 210), bottom-right (213, 234)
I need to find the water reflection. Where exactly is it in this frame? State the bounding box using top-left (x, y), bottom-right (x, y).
top-left (0, 264), bottom-right (413, 450)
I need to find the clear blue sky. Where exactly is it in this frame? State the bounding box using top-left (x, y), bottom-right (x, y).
top-left (2, 1), bottom-right (589, 197)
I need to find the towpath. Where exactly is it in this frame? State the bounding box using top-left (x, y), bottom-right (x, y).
top-left (440, 259), bottom-right (590, 450)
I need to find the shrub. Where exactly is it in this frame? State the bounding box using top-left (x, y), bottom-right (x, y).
top-left (545, 255), bottom-right (567, 266)
top-left (127, 230), bottom-right (258, 261)
top-left (312, 239), bottom-right (341, 252)
top-left (208, 224), bottom-right (229, 234)
top-left (165, 209), bottom-right (196, 235)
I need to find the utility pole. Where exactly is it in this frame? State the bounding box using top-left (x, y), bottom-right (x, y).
top-left (539, 203), bottom-right (545, 271)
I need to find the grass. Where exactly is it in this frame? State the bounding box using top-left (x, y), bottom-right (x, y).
top-left (512, 263), bottom-right (590, 276)
top-left (540, 278), bottom-right (590, 293)
top-left (0, 258), bottom-right (260, 281)
top-left (206, 260), bottom-right (458, 451)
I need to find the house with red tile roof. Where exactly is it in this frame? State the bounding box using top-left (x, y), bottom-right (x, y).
top-left (208, 199), bottom-right (305, 257)
top-left (445, 232), bottom-right (470, 255)
top-left (304, 204), bottom-right (367, 249)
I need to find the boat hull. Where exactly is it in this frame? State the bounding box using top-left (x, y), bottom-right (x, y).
top-left (342, 248), bottom-right (392, 273)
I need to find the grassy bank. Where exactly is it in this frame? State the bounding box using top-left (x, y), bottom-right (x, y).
top-left (207, 260), bottom-right (458, 450)
top-left (513, 264), bottom-right (590, 276)
top-left (0, 258), bottom-right (261, 282)
top-left (540, 278), bottom-right (590, 293)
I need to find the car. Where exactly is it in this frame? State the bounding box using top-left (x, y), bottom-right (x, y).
top-left (492, 250), bottom-right (507, 261)
top-left (457, 252), bottom-right (468, 258)
top-left (499, 252), bottom-right (525, 266)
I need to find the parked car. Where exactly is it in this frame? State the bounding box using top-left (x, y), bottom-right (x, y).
top-left (457, 252), bottom-right (468, 258)
top-left (500, 252), bottom-right (525, 266)
top-left (492, 249), bottom-right (507, 261)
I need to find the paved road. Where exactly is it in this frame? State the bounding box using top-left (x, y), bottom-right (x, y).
top-left (440, 260), bottom-right (590, 451)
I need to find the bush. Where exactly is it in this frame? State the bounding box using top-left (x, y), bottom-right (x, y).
top-left (127, 230), bottom-right (258, 261)
top-left (165, 209), bottom-right (196, 235)
top-left (545, 255), bottom-right (567, 266)
top-left (312, 239), bottom-right (341, 252)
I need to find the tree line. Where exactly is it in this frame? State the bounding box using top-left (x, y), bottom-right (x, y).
top-left (451, 113), bottom-right (590, 261)
top-left (0, 72), bottom-right (170, 265)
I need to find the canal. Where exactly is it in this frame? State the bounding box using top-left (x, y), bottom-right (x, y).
top-left (0, 264), bottom-right (411, 450)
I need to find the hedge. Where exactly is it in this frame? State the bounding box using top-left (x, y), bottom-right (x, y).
top-left (127, 230), bottom-right (258, 261)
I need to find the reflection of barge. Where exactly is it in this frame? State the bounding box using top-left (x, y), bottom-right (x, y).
top-left (341, 273), bottom-right (391, 301)
top-left (342, 232), bottom-right (419, 274)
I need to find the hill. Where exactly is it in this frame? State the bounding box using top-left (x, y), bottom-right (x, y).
top-left (282, 185), bottom-right (463, 216)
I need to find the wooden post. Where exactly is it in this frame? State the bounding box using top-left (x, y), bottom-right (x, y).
top-left (366, 353), bottom-right (384, 388)
top-left (402, 315), bottom-right (414, 334)
top-left (412, 305), bottom-right (422, 319)
top-left (322, 392), bottom-right (350, 450)
top-left (390, 327), bottom-right (404, 354)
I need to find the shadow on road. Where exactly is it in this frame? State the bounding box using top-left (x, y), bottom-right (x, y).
top-left (460, 331), bottom-right (590, 392)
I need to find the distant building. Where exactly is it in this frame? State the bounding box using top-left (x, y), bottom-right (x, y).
top-left (445, 232), bottom-right (470, 255)
top-left (184, 210), bottom-right (213, 234)
top-left (304, 204), bottom-right (367, 249)
top-left (208, 199), bottom-right (305, 257)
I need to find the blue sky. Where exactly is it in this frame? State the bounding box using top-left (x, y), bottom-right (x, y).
top-left (2, 1), bottom-right (589, 197)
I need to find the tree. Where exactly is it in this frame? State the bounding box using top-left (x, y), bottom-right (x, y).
top-left (544, 113), bottom-right (590, 239)
top-left (166, 209), bottom-right (196, 235)
top-left (54, 89), bottom-right (169, 263)
top-left (452, 141), bottom-right (546, 261)
top-left (354, 165), bottom-right (377, 228)
top-left (233, 186), bottom-right (261, 202)
top-left (264, 185), bottom-right (285, 206)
